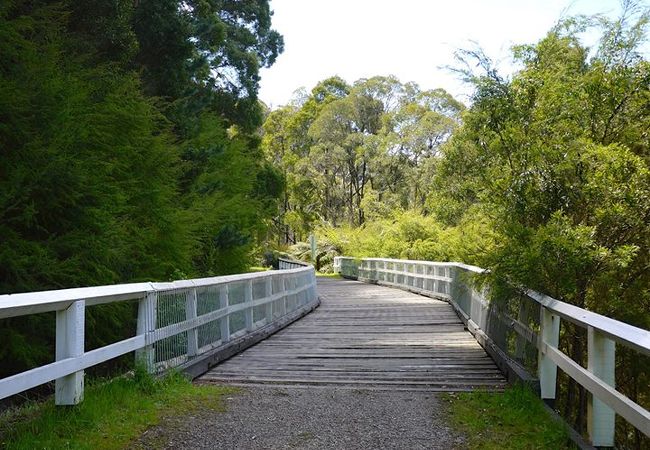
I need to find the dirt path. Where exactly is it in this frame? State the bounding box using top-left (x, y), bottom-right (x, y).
top-left (132, 385), bottom-right (466, 449)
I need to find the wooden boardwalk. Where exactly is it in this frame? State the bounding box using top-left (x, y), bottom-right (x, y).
top-left (200, 278), bottom-right (507, 391)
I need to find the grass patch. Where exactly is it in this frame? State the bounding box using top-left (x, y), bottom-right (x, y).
top-left (248, 266), bottom-right (271, 272)
top-left (316, 272), bottom-right (342, 279)
top-left (443, 385), bottom-right (574, 449)
top-left (0, 369), bottom-right (235, 450)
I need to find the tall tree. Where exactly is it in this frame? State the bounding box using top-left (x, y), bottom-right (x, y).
top-left (262, 76), bottom-right (462, 239)
top-left (435, 7), bottom-right (649, 444)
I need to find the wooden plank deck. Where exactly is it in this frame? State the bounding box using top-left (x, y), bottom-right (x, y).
top-left (199, 278), bottom-right (507, 391)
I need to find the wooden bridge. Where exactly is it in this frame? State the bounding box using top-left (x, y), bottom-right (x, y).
top-left (0, 257), bottom-right (648, 448)
top-left (201, 277), bottom-right (506, 391)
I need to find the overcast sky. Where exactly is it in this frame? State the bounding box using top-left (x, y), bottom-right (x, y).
top-left (258, 0), bottom-right (642, 108)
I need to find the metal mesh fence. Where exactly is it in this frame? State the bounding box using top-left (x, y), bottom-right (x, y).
top-left (149, 269), bottom-right (317, 373)
top-left (154, 289), bottom-right (189, 371)
top-left (196, 285), bottom-right (223, 352)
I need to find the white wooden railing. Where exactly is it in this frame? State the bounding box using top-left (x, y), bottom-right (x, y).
top-left (278, 257), bottom-right (310, 270)
top-left (334, 256), bottom-right (650, 447)
top-left (0, 265), bottom-right (317, 406)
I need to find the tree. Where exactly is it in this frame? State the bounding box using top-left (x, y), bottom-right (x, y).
top-left (262, 76), bottom-right (462, 238)
top-left (0, 0), bottom-right (285, 379)
top-left (435, 6), bottom-right (649, 445)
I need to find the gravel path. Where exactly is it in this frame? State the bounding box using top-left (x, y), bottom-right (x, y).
top-left (132, 385), bottom-right (466, 449)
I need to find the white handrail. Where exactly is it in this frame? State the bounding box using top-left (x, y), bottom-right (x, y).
top-left (0, 265), bottom-right (318, 405)
top-left (525, 289), bottom-right (650, 356)
top-left (334, 256), bottom-right (650, 446)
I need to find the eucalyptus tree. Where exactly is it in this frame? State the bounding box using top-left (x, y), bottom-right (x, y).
top-left (262, 76), bottom-right (463, 238)
top-left (262, 77), bottom-right (351, 242)
top-left (378, 88), bottom-right (464, 209)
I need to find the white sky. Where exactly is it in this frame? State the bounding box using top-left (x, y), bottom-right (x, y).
top-left (259, 0), bottom-right (644, 108)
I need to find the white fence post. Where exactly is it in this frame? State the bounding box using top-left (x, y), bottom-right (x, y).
top-left (265, 276), bottom-right (273, 323)
top-left (185, 288), bottom-right (198, 357)
top-left (219, 285), bottom-right (230, 344)
top-left (282, 275), bottom-right (288, 315)
top-left (55, 300), bottom-right (85, 405)
top-left (587, 326), bottom-right (616, 447)
top-left (538, 307), bottom-right (560, 404)
top-left (245, 280), bottom-right (254, 331)
top-left (136, 291), bottom-right (157, 373)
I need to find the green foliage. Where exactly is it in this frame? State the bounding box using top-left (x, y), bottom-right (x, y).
top-left (437, 6), bottom-right (650, 316)
top-left (318, 210), bottom-right (494, 266)
top-left (0, 0), bottom-right (283, 378)
top-left (444, 385), bottom-right (573, 449)
top-left (286, 239), bottom-right (339, 272)
top-left (435, 6), bottom-right (649, 445)
top-left (262, 76), bottom-right (464, 243)
top-left (183, 115), bottom-right (282, 275)
top-left (0, 370), bottom-right (236, 449)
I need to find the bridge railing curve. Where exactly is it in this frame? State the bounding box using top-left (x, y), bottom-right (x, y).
top-left (334, 256), bottom-right (650, 447)
top-left (0, 264), bottom-right (318, 406)
top-left (278, 257), bottom-right (311, 270)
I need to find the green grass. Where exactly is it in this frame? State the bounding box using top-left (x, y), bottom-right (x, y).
top-left (248, 266), bottom-right (271, 272)
top-left (0, 369), bottom-right (235, 450)
top-left (443, 385), bottom-right (574, 449)
top-left (315, 272), bottom-right (342, 279)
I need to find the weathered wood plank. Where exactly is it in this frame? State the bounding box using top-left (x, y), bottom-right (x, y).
top-left (199, 278), bottom-right (506, 391)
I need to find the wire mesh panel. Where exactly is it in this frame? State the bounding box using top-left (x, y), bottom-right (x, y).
top-left (272, 275), bottom-right (285, 319)
top-left (252, 278), bottom-right (268, 324)
top-left (146, 267), bottom-right (318, 374)
top-left (227, 282), bottom-right (246, 335)
top-left (196, 285), bottom-right (223, 353)
top-left (154, 289), bottom-right (190, 372)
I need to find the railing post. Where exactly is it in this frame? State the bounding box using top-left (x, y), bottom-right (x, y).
top-left (587, 326), bottom-right (615, 447)
top-left (431, 265), bottom-right (437, 294)
top-left (55, 300), bottom-right (85, 405)
top-left (185, 288), bottom-right (198, 357)
top-left (136, 291), bottom-right (157, 373)
top-left (265, 276), bottom-right (273, 323)
top-left (538, 306), bottom-right (560, 406)
top-left (311, 269), bottom-right (317, 300)
top-left (442, 267), bottom-right (453, 295)
top-left (219, 285), bottom-right (230, 344)
top-left (422, 264), bottom-right (427, 290)
top-left (299, 273), bottom-right (307, 305)
top-left (282, 275), bottom-right (288, 315)
top-left (245, 280), bottom-right (253, 331)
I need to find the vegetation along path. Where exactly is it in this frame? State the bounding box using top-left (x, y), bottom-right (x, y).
top-left (136, 278), bottom-right (505, 448)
